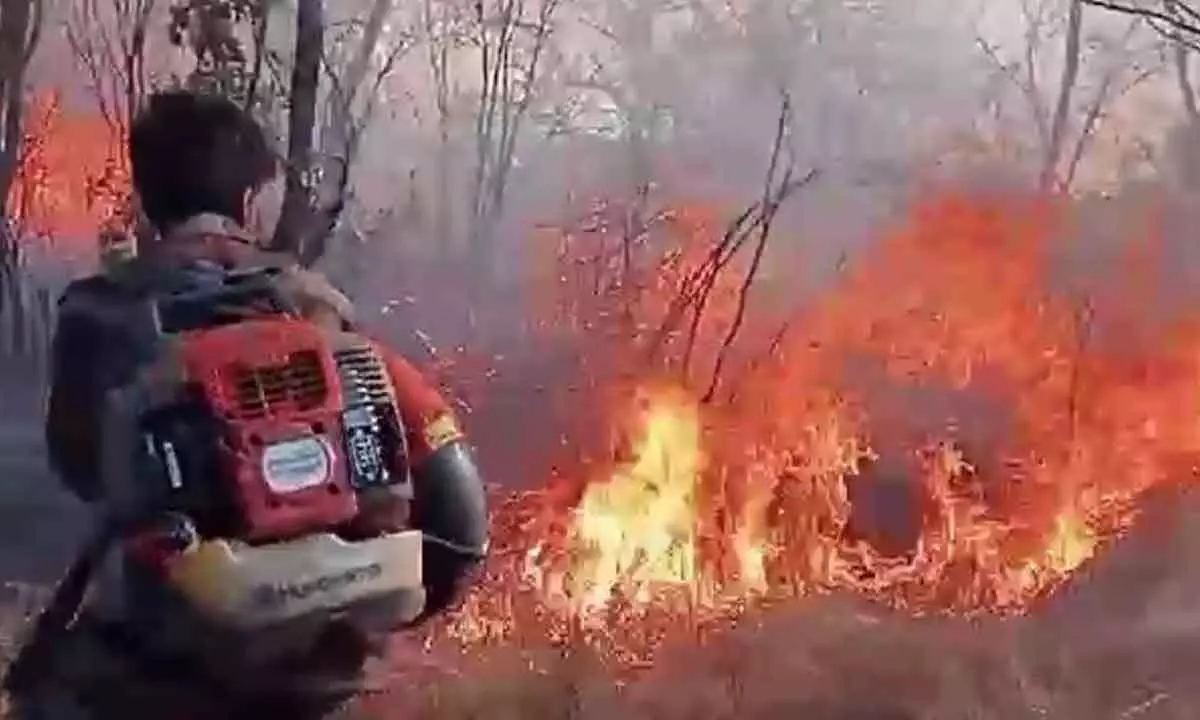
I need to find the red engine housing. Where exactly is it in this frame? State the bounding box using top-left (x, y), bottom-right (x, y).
top-left (178, 318), bottom-right (362, 543)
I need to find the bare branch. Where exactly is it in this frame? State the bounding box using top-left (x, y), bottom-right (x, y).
top-left (465, 0), bottom-right (565, 282)
top-left (1083, 0), bottom-right (1200, 37)
top-left (974, 34), bottom-right (1050, 150)
top-left (702, 96), bottom-right (818, 403)
top-left (64, 0), bottom-right (158, 142)
top-left (1061, 20), bottom-right (1163, 188)
top-left (309, 0), bottom-right (412, 265)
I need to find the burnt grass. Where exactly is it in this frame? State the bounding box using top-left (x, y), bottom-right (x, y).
top-left (343, 485), bottom-right (1200, 720)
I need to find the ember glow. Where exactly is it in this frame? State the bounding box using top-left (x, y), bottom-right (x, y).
top-left (436, 190), bottom-right (1200, 664)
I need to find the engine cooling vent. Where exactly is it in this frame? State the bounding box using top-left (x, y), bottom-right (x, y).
top-left (334, 346), bottom-right (392, 406)
top-left (225, 350), bottom-right (328, 418)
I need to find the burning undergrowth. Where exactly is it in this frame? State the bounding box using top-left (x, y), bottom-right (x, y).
top-left (11, 91), bottom-right (1196, 682)
top-left (424, 183), bottom-right (1200, 674)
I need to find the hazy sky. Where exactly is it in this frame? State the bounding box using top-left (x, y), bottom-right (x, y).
top-left (23, 0), bottom-right (1184, 194)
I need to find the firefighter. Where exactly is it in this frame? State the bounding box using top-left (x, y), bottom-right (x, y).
top-left (40, 89), bottom-right (486, 644)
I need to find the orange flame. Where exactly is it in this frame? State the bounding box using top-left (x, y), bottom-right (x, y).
top-left (537, 385), bottom-right (708, 616)
top-left (8, 92), bottom-right (127, 242)
top-left (436, 188), bottom-right (1198, 669)
top-left (9, 101), bottom-right (1180, 669)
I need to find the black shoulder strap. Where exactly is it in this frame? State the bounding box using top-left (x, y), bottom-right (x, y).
top-left (150, 265), bottom-right (301, 334)
top-left (84, 257), bottom-right (302, 335)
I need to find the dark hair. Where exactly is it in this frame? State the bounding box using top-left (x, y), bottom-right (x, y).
top-left (129, 90), bottom-right (278, 232)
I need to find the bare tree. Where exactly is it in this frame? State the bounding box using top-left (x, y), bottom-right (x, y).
top-left (977, 0), bottom-right (1163, 192)
top-left (267, 0), bottom-right (324, 262)
top-left (63, 0), bottom-right (158, 236)
top-left (312, 0), bottom-right (415, 265)
top-left (565, 0), bottom-right (686, 194)
top-left (280, 0), bottom-right (417, 267)
top-left (319, 0), bottom-right (399, 169)
top-left (66, 0), bottom-right (156, 143)
top-left (0, 0), bottom-right (44, 362)
top-left (1043, 0), bottom-right (1086, 189)
top-left (1165, 0), bottom-right (1200, 119)
top-left (1083, 0), bottom-right (1200, 42)
top-left (169, 0), bottom-right (400, 266)
top-left (421, 0), bottom-right (469, 251)
top-left (544, 0), bottom-right (696, 311)
top-left (467, 0), bottom-right (565, 267)
top-left (1093, 0), bottom-right (1200, 188)
top-left (0, 0), bottom-right (42, 213)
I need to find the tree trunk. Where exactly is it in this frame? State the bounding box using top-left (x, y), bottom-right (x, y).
top-left (305, 0), bottom-right (393, 266)
top-left (1174, 28), bottom-right (1199, 122)
top-left (0, 0), bottom-right (39, 214)
top-left (0, 0), bottom-right (41, 359)
top-left (270, 0), bottom-right (324, 264)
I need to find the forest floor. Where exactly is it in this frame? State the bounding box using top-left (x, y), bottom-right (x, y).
top-left (2, 375), bottom-right (1200, 720)
top-left (397, 501), bottom-right (1200, 720)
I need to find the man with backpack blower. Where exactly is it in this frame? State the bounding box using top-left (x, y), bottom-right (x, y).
top-left (7, 90), bottom-right (489, 719)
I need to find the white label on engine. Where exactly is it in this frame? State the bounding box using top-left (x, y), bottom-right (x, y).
top-left (261, 436), bottom-right (332, 493)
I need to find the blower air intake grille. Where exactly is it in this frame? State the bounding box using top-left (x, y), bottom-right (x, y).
top-left (226, 350), bottom-right (328, 418)
top-left (334, 346), bottom-right (391, 406)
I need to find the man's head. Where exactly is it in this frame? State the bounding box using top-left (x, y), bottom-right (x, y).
top-left (129, 90), bottom-right (281, 237)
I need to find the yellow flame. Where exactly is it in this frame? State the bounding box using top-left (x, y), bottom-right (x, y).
top-left (565, 387), bottom-right (705, 615)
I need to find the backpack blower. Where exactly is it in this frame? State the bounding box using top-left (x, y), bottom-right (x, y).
top-left (5, 266), bottom-right (485, 716)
